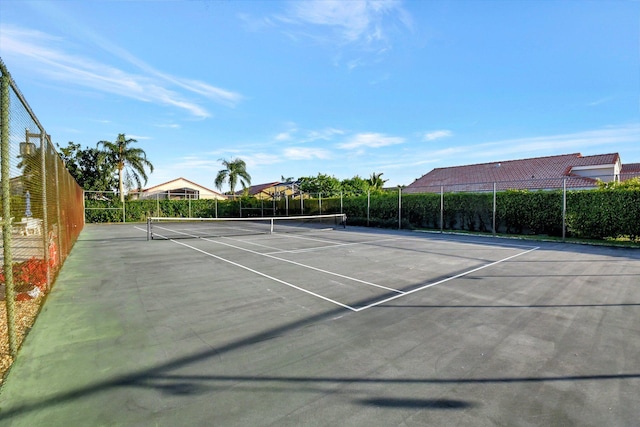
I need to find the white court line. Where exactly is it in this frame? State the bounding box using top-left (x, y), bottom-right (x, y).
top-left (353, 246), bottom-right (540, 312)
top-left (169, 239), bottom-right (358, 311)
top-left (141, 225), bottom-right (540, 314)
top-left (264, 237), bottom-right (404, 255)
top-left (201, 237), bottom-right (403, 294)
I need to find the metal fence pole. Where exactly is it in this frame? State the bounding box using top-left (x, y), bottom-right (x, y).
top-left (562, 178), bottom-right (567, 242)
top-left (367, 190), bottom-right (370, 226)
top-left (39, 131), bottom-right (51, 287)
top-left (340, 192), bottom-right (343, 214)
top-left (398, 186), bottom-right (402, 230)
top-left (440, 185), bottom-right (444, 233)
top-left (1, 70), bottom-right (17, 357)
top-left (492, 182), bottom-right (497, 237)
top-left (319, 193), bottom-right (322, 214)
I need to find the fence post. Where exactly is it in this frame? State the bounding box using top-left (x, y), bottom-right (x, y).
top-left (398, 186), bottom-right (402, 230)
top-left (340, 192), bottom-right (343, 214)
top-left (1, 69), bottom-right (17, 357)
top-left (39, 131), bottom-right (51, 287)
top-left (492, 182), bottom-right (497, 237)
top-left (562, 178), bottom-right (567, 242)
top-left (440, 185), bottom-right (444, 233)
top-left (367, 190), bottom-right (370, 226)
top-left (319, 193), bottom-right (322, 214)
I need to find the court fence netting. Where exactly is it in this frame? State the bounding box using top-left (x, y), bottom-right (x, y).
top-left (86, 175), bottom-right (639, 242)
top-left (147, 213), bottom-right (347, 240)
top-left (1, 59), bottom-right (85, 360)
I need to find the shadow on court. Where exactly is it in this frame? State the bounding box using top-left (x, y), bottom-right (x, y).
top-left (1, 223), bottom-right (639, 426)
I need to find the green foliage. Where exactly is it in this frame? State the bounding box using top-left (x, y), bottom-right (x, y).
top-left (367, 172), bottom-right (388, 193)
top-left (83, 185), bottom-right (640, 242)
top-left (597, 177), bottom-right (640, 190)
top-left (57, 141), bottom-right (117, 192)
top-left (97, 134), bottom-right (154, 202)
top-left (298, 173), bottom-right (342, 197)
top-left (215, 158), bottom-right (251, 196)
top-left (341, 176), bottom-right (369, 196)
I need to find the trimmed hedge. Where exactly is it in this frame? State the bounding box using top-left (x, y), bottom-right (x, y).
top-left (84, 188), bottom-right (640, 242)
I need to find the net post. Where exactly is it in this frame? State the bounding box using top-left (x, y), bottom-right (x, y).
top-left (146, 217), bottom-right (150, 240)
top-left (270, 217), bottom-right (274, 234)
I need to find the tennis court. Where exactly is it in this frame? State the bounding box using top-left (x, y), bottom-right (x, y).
top-left (1, 222), bottom-right (639, 426)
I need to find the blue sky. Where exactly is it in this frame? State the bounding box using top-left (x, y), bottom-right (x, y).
top-left (1, 0), bottom-right (639, 192)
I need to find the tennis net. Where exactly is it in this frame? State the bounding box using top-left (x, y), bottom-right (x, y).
top-left (146, 213), bottom-right (347, 240)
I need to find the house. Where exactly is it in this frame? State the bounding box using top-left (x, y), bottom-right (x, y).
top-left (621, 163), bottom-right (640, 181)
top-left (234, 181), bottom-right (300, 200)
top-left (135, 177), bottom-right (226, 200)
top-left (404, 153), bottom-right (630, 194)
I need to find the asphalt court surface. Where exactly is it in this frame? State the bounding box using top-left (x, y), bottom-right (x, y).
top-left (166, 228), bottom-right (539, 311)
top-left (1, 223), bottom-right (639, 426)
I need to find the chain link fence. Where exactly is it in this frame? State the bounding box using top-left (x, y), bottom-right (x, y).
top-left (1, 59), bottom-right (85, 358)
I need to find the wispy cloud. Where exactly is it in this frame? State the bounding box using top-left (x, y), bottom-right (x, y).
top-left (283, 147), bottom-right (332, 160)
top-left (274, 125), bottom-right (344, 143)
top-left (0, 24), bottom-right (242, 118)
top-left (272, 0), bottom-right (412, 68)
top-left (587, 96), bottom-right (614, 107)
top-left (339, 132), bottom-right (405, 149)
top-left (423, 130), bottom-right (453, 141)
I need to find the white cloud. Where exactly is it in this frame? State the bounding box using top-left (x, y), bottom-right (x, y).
top-left (423, 130), bottom-right (453, 141)
top-left (339, 132), bottom-right (405, 149)
top-left (273, 0), bottom-right (412, 68)
top-left (0, 24), bottom-right (242, 118)
top-left (283, 147), bottom-right (332, 160)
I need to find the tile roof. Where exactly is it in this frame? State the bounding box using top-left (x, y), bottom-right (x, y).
top-left (235, 182), bottom-right (280, 196)
top-left (621, 163), bottom-right (640, 180)
top-left (405, 153), bottom-right (621, 193)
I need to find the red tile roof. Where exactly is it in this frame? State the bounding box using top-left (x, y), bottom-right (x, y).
top-left (235, 182), bottom-right (280, 196)
top-left (621, 163), bottom-right (640, 180)
top-left (405, 153), bottom-right (621, 193)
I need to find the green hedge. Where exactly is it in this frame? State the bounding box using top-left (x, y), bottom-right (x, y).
top-left (84, 188), bottom-right (640, 242)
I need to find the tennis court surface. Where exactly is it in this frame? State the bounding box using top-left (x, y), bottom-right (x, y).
top-left (1, 223), bottom-right (639, 426)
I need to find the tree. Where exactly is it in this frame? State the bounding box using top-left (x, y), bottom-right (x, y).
top-left (280, 175), bottom-right (295, 183)
top-left (215, 158), bottom-right (251, 197)
top-left (97, 134), bottom-right (154, 202)
top-left (341, 176), bottom-right (369, 196)
top-left (57, 142), bottom-right (116, 194)
top-left (368, 172), bottom-right (388, 193)
top-left (298, 173), bottom-right (341, 197)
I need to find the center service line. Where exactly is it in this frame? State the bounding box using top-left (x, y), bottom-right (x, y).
top-left (169, 239), bottom-right (358, 311)
top-left (202, 237), bottom-right (403, 294)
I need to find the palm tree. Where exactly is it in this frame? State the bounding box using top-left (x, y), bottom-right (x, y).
top-left (97, 133), bottom-right (154, 202)
top-left (368, 172), bottom-right (388, 191)
top-left (215, 158), bottom-right (251, 197)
